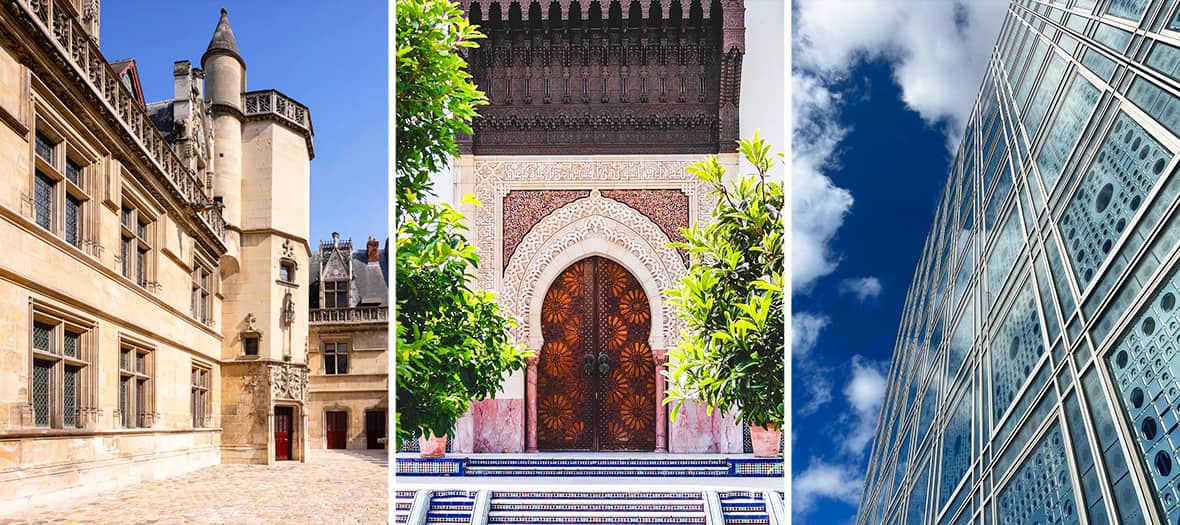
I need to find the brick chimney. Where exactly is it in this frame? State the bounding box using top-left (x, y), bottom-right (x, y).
top-left (366, 237), bottom-right (380, 263)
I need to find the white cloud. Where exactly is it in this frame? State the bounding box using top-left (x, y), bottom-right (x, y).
top-left (843, 356), bottom-right (889, 456)
top-left (798, 367), bottom-right (833, 416)
top-left (791, 312), bottom-right (829, 356)
top-left (839, 276), bottom-right (883, 302)
top-left (792, 72), bottom-right (854, 291)
top-left (793, 460), bottom-right (864, 515)
top-left (795, 0), bottom-right (1009, 139)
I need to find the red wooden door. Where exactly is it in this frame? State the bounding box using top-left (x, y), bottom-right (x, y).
top-left (537, 257), bottom-right (655, 451)
top-left (274, 407), bottom-right (293, 460)
top-left (326, 411), bottom-right (348, 449)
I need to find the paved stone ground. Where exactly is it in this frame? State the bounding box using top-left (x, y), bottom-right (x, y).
top-left (1, 450), bottom-right (389, 525)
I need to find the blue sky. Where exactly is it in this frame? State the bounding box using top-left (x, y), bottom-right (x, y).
top-left (790, 1), bottom-right (1008, 523)
top-left (100, 1), bottom-right (388, 248)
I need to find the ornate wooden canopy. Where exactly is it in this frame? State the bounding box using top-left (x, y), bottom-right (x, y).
top-left (458, 0), bottom-right (744, 155)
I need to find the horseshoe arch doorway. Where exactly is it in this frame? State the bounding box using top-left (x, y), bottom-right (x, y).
top-left (536, 256), bottom-right (656, 451)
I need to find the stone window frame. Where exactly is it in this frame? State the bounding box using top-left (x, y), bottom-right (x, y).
top-left (321, 339), bottom-right (350, 375)
top-left (27, 299), bottom-right (96, 430)
top-left (190, 362), bottom-right (212, 428)
top-left (116, 336), bottom-right (155, 429)
top-left (29, 102), bottom-right (98, 253)
top-left (278, 258), bottom-right (298, 286)
top-left (241, 333), bottom-right (261, 357)
top-left (190, 253), bottom-right (216, 326)
top-left (323, 279), bottom-right (349, 309)
top-left (118, 188), bottom-right (158, 291)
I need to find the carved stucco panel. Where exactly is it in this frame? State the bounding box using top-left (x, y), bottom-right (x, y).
top-left (472, 158), bottom-right (714, 290)
top-left (502, 189), bottom-right (686, 348)
top-left (471, 157), bottom-right (721, 349)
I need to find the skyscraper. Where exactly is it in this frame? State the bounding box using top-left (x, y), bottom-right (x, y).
top-left (859, 0), bottom-right (1180, 523)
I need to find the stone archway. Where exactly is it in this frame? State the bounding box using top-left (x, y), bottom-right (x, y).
top-left (503, 189), bottom-right (686, 349)
top-left (502, 190), bottom-right (686, 452)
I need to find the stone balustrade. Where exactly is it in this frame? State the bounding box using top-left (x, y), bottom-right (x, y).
top-left (19, 0), bottom-right (227, 243)
top-left (309, 306), bottom-right (388, 324)
top-left (243, 90), bottom-right (314, 133)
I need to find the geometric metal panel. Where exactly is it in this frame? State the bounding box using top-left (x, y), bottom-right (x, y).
top-left (1106, 267), bottom-right (1180, 521)
top-left (1105, 0), bottom-right (1150, 22)
top-left (991, 283), bottom-right (1046, 423)
top-left (996, 424), bottom-right (1080, 525)
top-left (939, 389), bottom-right (973, 508)
top-left (1060, 112), bottom-right (1169, 288)
top-left (1023, 54), bottom-right (1068, 138)
top-left (907, 464), bottom-right (930, 525)
top-left (1035, 75), bottom-right (1100, 191)
top-left (987, 211), bottom-right (1023, 304)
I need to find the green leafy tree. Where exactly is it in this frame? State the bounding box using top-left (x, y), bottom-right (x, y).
top-left (394, 0), bottom-right (528, 445)
top-left (663, 132), bottom-right (785, 430)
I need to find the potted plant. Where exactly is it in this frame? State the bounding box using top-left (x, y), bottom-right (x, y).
top-left (663, 133), bottom-right (785, 457)
top-left (394, 0), bottom-right (529, 456)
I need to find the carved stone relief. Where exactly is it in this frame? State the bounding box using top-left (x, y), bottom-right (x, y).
top-left (269, 362), bottom-right (308, 402)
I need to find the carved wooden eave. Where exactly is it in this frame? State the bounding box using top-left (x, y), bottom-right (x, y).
top-left (457, 0), bottom-right (744, 155)
top-left (0, 0), bottom-right (228, 256)
top-left (458, 0), bottom-right (730, 21)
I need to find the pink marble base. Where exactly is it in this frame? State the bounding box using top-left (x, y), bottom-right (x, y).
top-left (452, 411), bottom-right (474, 453)
top-left (668, 401), bottom-right (744, 453)
top-left (473, 398), bottom-right (525, 452)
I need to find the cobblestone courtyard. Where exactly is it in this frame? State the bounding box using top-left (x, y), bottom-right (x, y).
top-left (1, 450), bottom-right (388, 525)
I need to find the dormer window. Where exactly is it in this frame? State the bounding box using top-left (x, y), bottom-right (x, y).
top-left (324, 280), bottom-right (348, 308)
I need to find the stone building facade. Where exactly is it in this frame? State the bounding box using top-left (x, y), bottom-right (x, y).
top-left (0, 1), bottom-right (313, 509)
top-left (438, 0), bottom-right (747, 454)
top-left (307, 235), bottom-right (388, 451)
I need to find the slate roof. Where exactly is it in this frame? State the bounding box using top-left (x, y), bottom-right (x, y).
top-left (203, 8), bottom-right (243, 66)
top-left (144, 101), bottom-right (175, 142)
top-left (309, 242), bottom-right (388, 309)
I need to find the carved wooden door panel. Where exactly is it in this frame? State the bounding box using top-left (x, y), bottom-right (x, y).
top-left (537, 257), bottom-right (655, 451)
top-left (594, 258), bottom-right (656, 451)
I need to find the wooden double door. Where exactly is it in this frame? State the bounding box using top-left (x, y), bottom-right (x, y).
top-left (537, 256), bottom-right (656, 451)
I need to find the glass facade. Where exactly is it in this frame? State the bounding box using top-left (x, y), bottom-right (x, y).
top-left (856, 1), bottom-right (1180, 523)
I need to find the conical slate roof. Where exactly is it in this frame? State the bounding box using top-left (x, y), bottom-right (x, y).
top-left (202, 8), bottom-right (243, 65)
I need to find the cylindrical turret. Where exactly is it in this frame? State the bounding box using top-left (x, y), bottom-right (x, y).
top-left (202, 8), bottom-right (245, 235)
